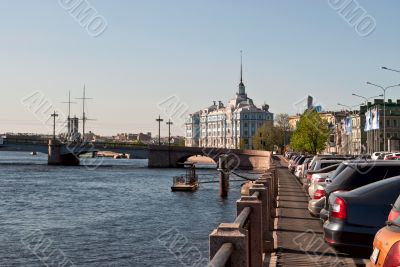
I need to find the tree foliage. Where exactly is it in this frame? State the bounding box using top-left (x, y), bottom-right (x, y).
top-left (252, 113), bottom-right (292, 151)
top-left (290, 109), bottom-right (330, 154)
top-left (252, 124), bottom-right (278, 151)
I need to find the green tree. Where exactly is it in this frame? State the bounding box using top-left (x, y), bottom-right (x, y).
top-left (252, 124), bottom-right (280, 151)
top-left (290, 109), bottom-right (330, 154)
top-left (274, 113), bottom-right (292, 149)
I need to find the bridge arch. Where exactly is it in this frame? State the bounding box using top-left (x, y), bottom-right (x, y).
top-left (176, 154), bottom-right (217, 167)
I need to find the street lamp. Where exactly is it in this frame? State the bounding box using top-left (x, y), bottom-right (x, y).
top-left (366, 82), bottom-right (400, 151)
top-left (337, 103), bottom-right (361, 112)
top-left (166, 119), bottom-right (173, 147)
top-left (382, 66), bottom-right (400, 73)
top-left (51, 111), bottom-right (59, 140)
top-left (351, 93), bottom-right (383, 105)
top-left (156, 115), bottom-right (164, 146)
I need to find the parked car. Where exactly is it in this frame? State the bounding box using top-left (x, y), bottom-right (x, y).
top-left (385, 154), bottom-right (400, 160)
top-left (320, 161), bottom-right (400, 222)
top-left (288, 155), bottom-right (301, 170)
top-left (323, 176), bottom-right (400, 255)
top-left (367, 194), bottom-right (400, 267)
top-left (308, 155), bottom-right (352, 171)
top-left (308, 172), bottom-right (333, 198)
top-left (371, 152), bottom-right (384, 160)
top-left (377, 152), bottom-right (393, 160)
top-left (308, 162), bottom-right (349, 217)
top-left (289, 155), bottom-right (309, 173)
top-left (308, 193), bottom-right (326, 217)
top-left (295, 157), bottom-right (312, 177)
top-left (303, 161), bottom-right (342, 188)
top-left (298, 157), bottom-right (313, 179)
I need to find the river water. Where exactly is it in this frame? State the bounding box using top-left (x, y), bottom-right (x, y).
top-left (0, 151), bottom-right (254, 267)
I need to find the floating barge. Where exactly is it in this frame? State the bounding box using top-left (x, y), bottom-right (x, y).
top-left (171, 163), bottom-right (199, 192)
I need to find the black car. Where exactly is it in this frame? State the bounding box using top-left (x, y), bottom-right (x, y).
top-left (323, 176), bottom-right (400, 255)
top-left (320, 161), bottom-right (400, 222)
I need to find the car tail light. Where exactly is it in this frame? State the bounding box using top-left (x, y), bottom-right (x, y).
top-left (331, 197), bottom-right (347, 219)
top-left (383, 241), bottom-right (400, 267)
top-left (388, 209), bottom-right (400, 223)
top-left (313, 189), bottom-right (325, 200)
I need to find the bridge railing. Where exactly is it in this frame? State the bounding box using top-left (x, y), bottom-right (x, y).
top-left (3, 138), bottom-right (48, 145)
top-left (209, 165), bottom-right (277, 267)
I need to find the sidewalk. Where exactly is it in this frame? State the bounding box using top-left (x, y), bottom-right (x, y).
top-left (267, 157), bottom-right (368, 267)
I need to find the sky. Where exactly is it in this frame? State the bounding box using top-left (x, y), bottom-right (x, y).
top-left (1, 0), bottom-right (400, 136)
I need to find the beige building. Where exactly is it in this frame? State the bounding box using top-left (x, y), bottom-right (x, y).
top-left (185, 64), bottom-right (273, 149)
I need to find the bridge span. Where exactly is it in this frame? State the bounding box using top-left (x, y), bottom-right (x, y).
top-left (0, 138), bottom-right (271, 169)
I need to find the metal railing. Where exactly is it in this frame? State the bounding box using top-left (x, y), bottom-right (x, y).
top-left (208, 164), bottom-right (277, 267)
top-left (3, 138), bottom-right (48, 145)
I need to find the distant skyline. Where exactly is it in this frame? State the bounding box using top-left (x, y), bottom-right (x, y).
top-left (2, 1), bottom-right (400, 136)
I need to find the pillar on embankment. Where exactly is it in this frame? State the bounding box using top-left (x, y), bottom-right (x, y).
top-left (218, 155), bottom-right (230, 198)
top-left (48, 139), bottom-right (80, 166)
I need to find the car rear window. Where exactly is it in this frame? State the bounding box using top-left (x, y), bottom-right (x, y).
top-left (320, 162), bottom-right (341, 169)
top-left (330, 165), bottom-right (400, 190)
top-left (297, 157), bottom-right (306, 164)
top-left (330, 163), bottom-right (347, 181)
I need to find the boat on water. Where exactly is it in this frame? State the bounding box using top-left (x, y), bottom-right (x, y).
top-left (171, 163), bottom-right (199, 192)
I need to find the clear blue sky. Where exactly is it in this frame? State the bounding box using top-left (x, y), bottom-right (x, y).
top-left (1, 1), bottom-right (400, 136)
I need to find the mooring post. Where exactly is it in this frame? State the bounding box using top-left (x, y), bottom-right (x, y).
top-left (218, 154), bottom-right (230, 198)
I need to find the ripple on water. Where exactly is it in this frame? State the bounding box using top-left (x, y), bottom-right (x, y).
top-left (0, 152), bottom-right (250, 266)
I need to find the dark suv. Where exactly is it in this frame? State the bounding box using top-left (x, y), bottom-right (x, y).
top-left (320, 161), bottom-right (400, 222)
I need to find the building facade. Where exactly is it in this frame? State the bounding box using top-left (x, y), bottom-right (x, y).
top-left (288, 99), bottom-right (400, 154)
top-left (185, 66), bottom-right (274, 149)
top-left (364, 99), bottom-right (400, 153)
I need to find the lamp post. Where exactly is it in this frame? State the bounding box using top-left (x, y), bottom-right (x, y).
top-left (166, 119), bottom-right (173, 147)
top-left (382, 66), bottom-right (400, 73)
top-left (156, 115), bottom-right (164, 146)
top-left (337, 103), bottom-right (359, 111)
top-left (366, 82), bottom-right (400, 151)
top-left (351, 93), bottom-right (384, 105)
top-left (51, 111), bottom-right (59, 140)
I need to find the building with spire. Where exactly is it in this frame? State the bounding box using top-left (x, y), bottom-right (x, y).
top-left (185, 54), bottom-right (274, 149)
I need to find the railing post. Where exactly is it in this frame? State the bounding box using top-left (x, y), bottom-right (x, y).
top-left (249, 184), bottom-right (274, 252)
top-left (218, 155), bottom-right (230, 198)
top-left (209, 223), bottom-right (249, 267)
top-left (269, 164), bottom-right (278, 201)
top-left (256, 175), bottom-right (275, 232)
top-left (237, 195), bottom-right (263, 267)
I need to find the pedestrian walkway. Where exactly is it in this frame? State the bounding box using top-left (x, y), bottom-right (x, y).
top-left (268, 157), bottom-right (369, 267)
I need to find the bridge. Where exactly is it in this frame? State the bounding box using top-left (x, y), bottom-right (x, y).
top-left (148, 145), bottom-right (271, 170)
top-left (0, 138), bottom-right (270, 170)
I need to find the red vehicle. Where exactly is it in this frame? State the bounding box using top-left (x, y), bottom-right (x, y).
top-left (384, 155), bottom-right (400, 160)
